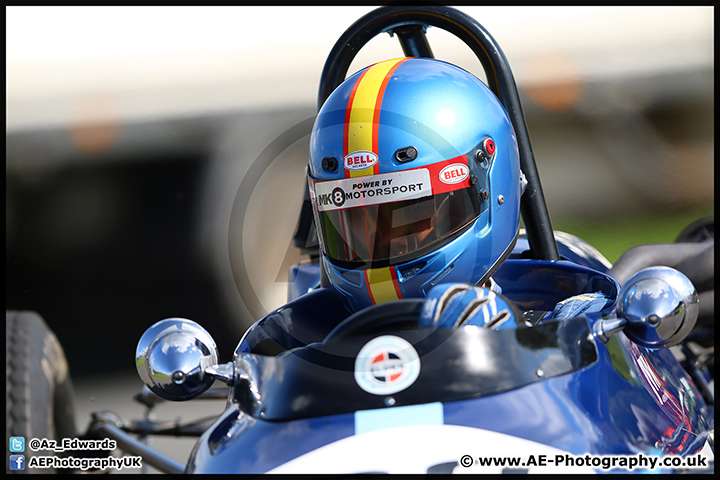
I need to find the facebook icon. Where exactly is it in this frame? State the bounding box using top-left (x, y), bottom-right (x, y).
top-left (9, 454), bottom-right (25, 471)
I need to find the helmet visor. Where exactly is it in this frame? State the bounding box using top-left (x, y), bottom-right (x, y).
top-left (313, 186), bottom-right (482, 268)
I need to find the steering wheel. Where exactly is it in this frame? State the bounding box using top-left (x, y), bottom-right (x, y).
top-left (322, 299), bottom-right (424, 343)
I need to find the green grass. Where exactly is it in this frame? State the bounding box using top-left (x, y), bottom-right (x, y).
top-left (550, 204), bottom-right (714, 264)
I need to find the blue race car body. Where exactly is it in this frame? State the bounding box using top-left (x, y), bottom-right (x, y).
top-left (184, 232), bottom-right (712, 474)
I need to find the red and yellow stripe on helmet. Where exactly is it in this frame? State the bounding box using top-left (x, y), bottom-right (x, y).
top-left (343, 58), bottom-right (410, 303)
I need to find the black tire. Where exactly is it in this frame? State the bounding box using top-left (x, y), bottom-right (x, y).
top-left (6, 311), bottom-right (77, 474)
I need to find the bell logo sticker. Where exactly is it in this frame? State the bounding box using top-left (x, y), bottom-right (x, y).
top-left (439, 163), bottom-right (469, 184)
top-left (355, 335), bottom-right (421, 395)
top-left (344, 151), bottom-right (378, 171)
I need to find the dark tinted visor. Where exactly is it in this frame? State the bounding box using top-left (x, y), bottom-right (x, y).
top-left (314, 186), bottom-right (482, 268)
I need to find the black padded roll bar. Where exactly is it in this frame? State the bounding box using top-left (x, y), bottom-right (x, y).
top-left (609, 242), bottom-right (713, 287)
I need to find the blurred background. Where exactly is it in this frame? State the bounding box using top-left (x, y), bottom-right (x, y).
top-left (5, 6), bottom-right (714, 459)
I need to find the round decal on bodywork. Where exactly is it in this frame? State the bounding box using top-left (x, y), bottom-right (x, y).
top-left (354, 335), bottom-right (421, 395)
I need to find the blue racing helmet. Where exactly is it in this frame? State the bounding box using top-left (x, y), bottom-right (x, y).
top-left (308, 57), bottom-right (524, 312)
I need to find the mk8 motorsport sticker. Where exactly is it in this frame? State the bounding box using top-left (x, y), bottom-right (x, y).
top-left (311, 169), bottom-right (431, 212)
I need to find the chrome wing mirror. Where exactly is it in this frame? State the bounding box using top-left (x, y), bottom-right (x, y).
top-left (594, 266), bottom-right (699, 348)
top-left (136, 318), bottom-right (233, 401)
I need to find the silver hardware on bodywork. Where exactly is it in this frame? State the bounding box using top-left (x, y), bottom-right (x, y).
top-left (593, 266), bottom-right (698, 348)
top-left (136, 318), bottom-right (234, 401)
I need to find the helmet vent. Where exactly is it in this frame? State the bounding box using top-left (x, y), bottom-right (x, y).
top-left (399, 262), bottom-right (426, 280)
top-left (430, 263), bottom-right (455, 286)
top-left (321, 157), bottom-right (338, 172)
top-left (394, 146), bottom-right (418, 163)
top-left (339, 270), bottom-right (362, 287)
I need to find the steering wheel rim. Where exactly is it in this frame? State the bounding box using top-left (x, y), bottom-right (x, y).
top-left (323, 299), bottom-right (424, 343)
